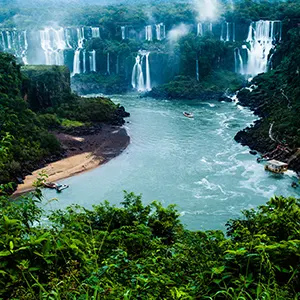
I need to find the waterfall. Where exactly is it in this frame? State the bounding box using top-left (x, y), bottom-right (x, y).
top-left (233, 23), bottom-right (236, 42)
top-left (145, 25), bottom-right (153, 41)
top-left (106, 52), bottom-right (110, 74)
top-left (246, 22), bottom-right (254, 42)
top-left (196, 59), bottom-right (199, 81)
top-left (91, 27), bottom-right (100, 38)
top-left (83, 50), bottom-right (86, 73)
top-left (73, 50), bottom-right (81, 75)
top-left (65, 28), bottom-right (73, 48)
top-left (72, 28), bottom-right (85, 75)
top-left (40, 28), bottom-right (66, 65)
top-left (234, 48), bottom-right (244, 74)
top-left (220, 23), bottom-right (224, 41)
top-left (209, 23), bottom-right (213, 32)
top-left (145, 52), bottom-right (151, 91)
top-left (6, 31), bottom-right (12, 49)
top-left (21, 31), bottom-right (28, 64)
top-left (121, 26), bottom-right (126, 40)
top-left (131, 51), bottom-right (151, 91)
top-left (155, 23), bottom-right (165, 40)
top-left (244, 20), bottom-right (281, 76)
top-left (89, 50), bottom-right (96, 72)
top-left (197, 23), bottom-right (203, 36)
top-left (226, 22), bottom-right (230, 41)
top-left (131, 55), bottom-right (144, 91)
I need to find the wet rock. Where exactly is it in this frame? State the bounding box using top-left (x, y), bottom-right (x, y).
top-left (219, 95), bottom-right (233, 102)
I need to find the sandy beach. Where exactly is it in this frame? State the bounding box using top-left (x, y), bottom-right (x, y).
top-left (14, 124), bottom-right (130, 195)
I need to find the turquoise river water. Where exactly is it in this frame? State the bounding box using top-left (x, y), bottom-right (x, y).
top-left (43, 94), bottom-right (300, 231)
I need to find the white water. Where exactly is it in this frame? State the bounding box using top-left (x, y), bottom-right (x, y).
top-left (121, 26), bottom-right (126, 40)
top-left (226, 22), bottom-right (230, 41)
top-left (234, 48), bottom-right (244, 74)
top-left (83, 50), bottom-right (86, 73)
top-left (196, 58), bottom-right (199, 81)
top-left (107, 52), bottom-right (110, 74)
top-left (132, 51), bottom-right (151, 91)
top-left (40, 28), bottom-right (66, 65)
top-left (244, 20), bottom-right (281, 76)
top-left (72, 28), bottom-right (85, 76)
top-left (145, 52), bottom-right (151, 91)
top-left (91, 27), bottom-right (100, 38)
top-left (220, 23), bottom-right (224, 41)
top-left (197, 23), bottom-right (203, 36)
top-left (155, 23), bottom-right (165, 40)
top-left (89, 50), bottom-right (96, 72)
top-left (145, 25), bottom-right (153, 41)
top-left (131, 55), bottom-right (144, 91)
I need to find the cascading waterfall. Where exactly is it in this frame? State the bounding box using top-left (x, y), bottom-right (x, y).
top-left (91, 27), bottom-right (100, 38)
top-left (196, 58), bottom-right (199, 81)
top-left (197, 23), bottom-right (203, 36)
top-left (121, 26), bottom-right (126, 40)
top-left (226, 22), bottom-right (230, 41)
top-left (234, 48), bottom-right (244, 74)
top-left (232, 23), bottom-right (236, 42)
top-left (0, 30), bottom-right (28, 64)
top-left (155, 23), bottom-right (165, 40)
top-left (145, 25), bottom-right (153, 41)
top-left (89, 50), bottom-right (96, 72)
top-left (209, 23), bottom-right (213, 32)
top-left (83, 50), bottom-right (86, 73)
top-left (40, 28), bottom-right (66, 65)
top-left (131, 51), bottom-right (151, 91)
top-left (244, 20), bottom-right (281, 76)
top-left (145, 52), bottom-right (151, 91)
top-left (220, 23), bottom-right (224, 41)
top-left (107, 52), bottom-right (110, 75)
top-left (65, 28), bottom-right (73, 48)
top-left (72, 27), bottom-right (85, 75)
top-left (6, 31), bottom-right (12, 49)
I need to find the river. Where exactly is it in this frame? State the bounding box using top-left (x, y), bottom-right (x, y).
top-left (43, 94), bottom-right (300, 231)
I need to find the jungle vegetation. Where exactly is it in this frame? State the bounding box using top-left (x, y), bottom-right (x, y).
top-left (0, 184), bottom-right (299, 299)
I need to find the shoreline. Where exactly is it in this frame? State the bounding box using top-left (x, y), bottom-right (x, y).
top-left (14, 124), bottom-right (130, 196)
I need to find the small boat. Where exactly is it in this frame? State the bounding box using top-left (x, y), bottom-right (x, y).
top-left (56, 184), bottom-right (69, 193)
top-left (183, 112), bottom-right (194, 118)
top-left (265, 160), bottom-right (288, 174)
top-left (44, 182), bottom-right (69, 192)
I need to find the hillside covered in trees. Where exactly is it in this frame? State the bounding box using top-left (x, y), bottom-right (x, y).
top-left (0, 53), bottom-right (126, 190)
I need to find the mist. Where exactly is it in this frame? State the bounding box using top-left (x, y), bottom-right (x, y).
top-left (167, 23), bottom-right (191, 43)
top-left (193, 0), bottom-right (220, 21)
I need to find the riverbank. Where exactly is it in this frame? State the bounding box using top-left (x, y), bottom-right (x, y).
top-left (14, 124), bottom-right (130, 195)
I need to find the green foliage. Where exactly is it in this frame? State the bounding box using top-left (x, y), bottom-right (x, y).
top-left (0, 190), bottom-right (299, 299)
top-left (148, 71), bottom-right (244, 100)
top-left (235, 27), bottom-right (300, 155)
top-left (0, 53), bottom-right (121, 187)
top-left (0, 54), bottom-right (61, 185)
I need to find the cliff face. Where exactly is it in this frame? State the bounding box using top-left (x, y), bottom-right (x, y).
top-left (234, 29), bottom-right (300, 172)
top-left (22, 65), bottom-right (71, 111)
